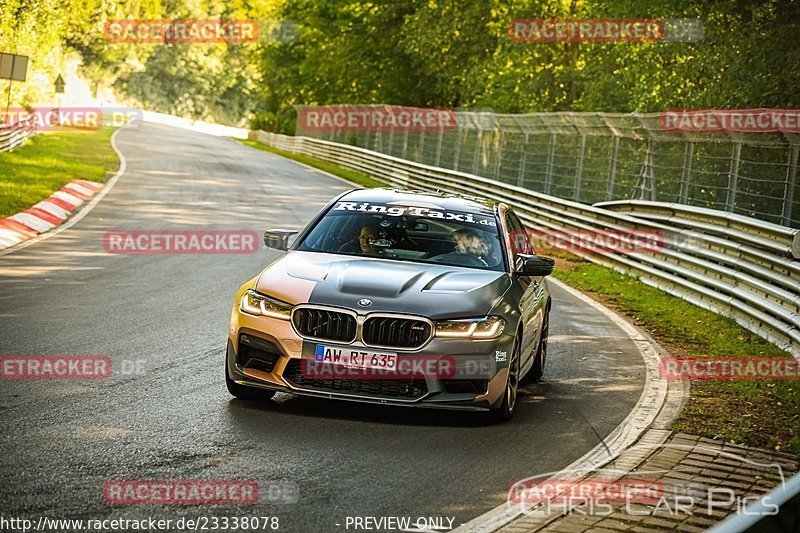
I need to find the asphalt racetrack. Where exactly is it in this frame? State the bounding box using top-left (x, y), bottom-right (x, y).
top-left (0, 121), bottom-right (647, 531)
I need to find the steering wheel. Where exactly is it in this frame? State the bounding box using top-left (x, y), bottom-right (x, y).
top-left (430, 252), bottom-right (489, 268)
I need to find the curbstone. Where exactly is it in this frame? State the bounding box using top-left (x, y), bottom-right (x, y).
top-left (0, 179), bottom-right (103, 251)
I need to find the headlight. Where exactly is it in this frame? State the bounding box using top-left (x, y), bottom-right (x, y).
top-left (239, 290), bottom-right (292, 320)
top-left (435, 317), bottom-right (506, 339)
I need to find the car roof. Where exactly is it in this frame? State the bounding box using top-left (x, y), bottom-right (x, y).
top-left (339, 188), bottom-right (499, 216)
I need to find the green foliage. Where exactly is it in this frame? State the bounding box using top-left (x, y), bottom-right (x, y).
top-left (0, 0), bottom-right (164, 107)
top-left (0, 0), bottom-right (277, 125)
top-left (4, 1), bottom-right (799, 134)
top-left (256, 0), bottom-right (800, 131)
top-left (119, 44), bottom-right (259, 124)
top-left (554, 256), bottom-right (800, 452)
top-left (111, 0), bottom-right (279, 124)
top-left (0, 128), bottom-right (118, 217)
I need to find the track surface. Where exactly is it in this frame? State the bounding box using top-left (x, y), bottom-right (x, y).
top-left (0, 122), bottom-right (646, 531)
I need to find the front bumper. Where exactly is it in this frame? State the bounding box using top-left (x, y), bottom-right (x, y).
top-left (226, 307), bottom-right (515, 411)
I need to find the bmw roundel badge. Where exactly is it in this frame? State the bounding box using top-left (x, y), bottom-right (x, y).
top-left (358, 298), bottom-right (372, 307)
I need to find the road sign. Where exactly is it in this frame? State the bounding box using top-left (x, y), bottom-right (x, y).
top-left (0, 53), bottom-right (28, 82)
top-left (55, 74), bottom-right (65, 94)
top-left (1, 53), bottom-right (28, 122)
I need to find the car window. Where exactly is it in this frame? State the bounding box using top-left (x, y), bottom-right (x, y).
top-left (505, 210), bottom-right (533, 265)
top-left (297, 200), bottom-right (505, 271)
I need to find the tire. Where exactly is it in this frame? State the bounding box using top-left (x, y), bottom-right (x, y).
top-left (225, 357), bottom-right (276, 401)
top-left (523, 309), bottom-right (549, 384)
top-left (488, 339), bottom-right (521, 423)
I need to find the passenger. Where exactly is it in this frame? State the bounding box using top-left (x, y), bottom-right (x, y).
top-left (451, 228), bottom-right (490, 261)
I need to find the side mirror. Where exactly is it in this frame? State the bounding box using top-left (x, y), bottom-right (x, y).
top-left (515, 254), bottom-right (555, 277)
top-left (263, 229), bottom-right (298, 251)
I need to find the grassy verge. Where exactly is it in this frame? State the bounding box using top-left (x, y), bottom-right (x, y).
top-left (238, 138), bottom-right (385, 189)
top-left (550, 249), bottom-right (800, 453)
top-left (0, 127), bottom-right (119, 217)
top-left (240, 135), bottom-right (800, 453)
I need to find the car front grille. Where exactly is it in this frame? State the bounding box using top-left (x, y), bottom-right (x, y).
top-left (282, 360), bottom-right (427, 400)
top-left (292, 307), bottom-right (357, 343)
top-left (362, 316), bottom-right (432, 349)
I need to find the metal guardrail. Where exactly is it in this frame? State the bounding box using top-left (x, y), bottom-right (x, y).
top-left (0, 115), bottom-right (36, 153)
top-left (251, 130), bottom-right (800, 358)
top-left (596, 200), bottom-right (800, 260)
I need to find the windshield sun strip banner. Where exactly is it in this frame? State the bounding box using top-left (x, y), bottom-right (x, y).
top-left (332, 202), bottom-right (497, 226)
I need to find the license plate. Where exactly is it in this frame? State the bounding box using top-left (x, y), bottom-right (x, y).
top-left (314, 345), bottom-right (398, 371)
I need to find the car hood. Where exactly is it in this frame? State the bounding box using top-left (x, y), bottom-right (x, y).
top-left (255, 251), bottom-right (511, 319)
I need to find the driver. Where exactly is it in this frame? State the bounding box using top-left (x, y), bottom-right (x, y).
top-left (339, 221), bottom-right (382, 255)
top-left (451, 228), bottom-right (490, 262)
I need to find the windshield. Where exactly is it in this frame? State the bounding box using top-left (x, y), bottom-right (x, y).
top-left (297, 200), bottom-right (505, 272)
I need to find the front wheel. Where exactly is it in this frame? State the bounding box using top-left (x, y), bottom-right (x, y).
top-left (488, 340), bottom-right (520, 423)
top-left (522, 310), bottom-right (549, 384)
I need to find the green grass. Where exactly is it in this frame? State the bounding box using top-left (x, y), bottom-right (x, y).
top-left (551, 250), bottom-right (800, 453)
top-left (240, 137), bottom-right (800, 453)
top-left (238, 138), bottom-right (385, 189)
top-left (0, 128), bottom-right (119, 217)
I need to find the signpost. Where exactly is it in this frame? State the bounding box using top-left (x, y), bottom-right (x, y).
top-left (0, 53), bottom-right (29, 123)
top-left (54, 74), bottom-right (65, 123)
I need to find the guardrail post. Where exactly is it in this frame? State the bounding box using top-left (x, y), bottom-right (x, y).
top-left (637, 140), bottom-right (657, 200)
top-left (493, 129), bottom-right (503, 181)
top-left (377, 129), bottom-right (386, 153)
top-left (574, 133), bottom-right (587, 201)
top-left (517, 133), bottom-right (529, 187)
top-left (472, 129), bottom-right (483, 175)
top-left (434, 127), bottom-right (444, 167)
top-left (727, 142), bottom-right (742, 212)
top-left (606, 135), bottom-right (619, 200)
top-left (402, 128), bottom-right (409, 160)
top-left (453, 127), bottom-right (464, 171)
top-left (783, 143), bottom-right (798, 226)
top-left (386, 128), bottom-right (395, 157)
top-left (648, 140), bottom-right (657, 201)
top-left (680, 141), bottom-right (694, 203)
top-left (545, 133), bottom-right (556, 195)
